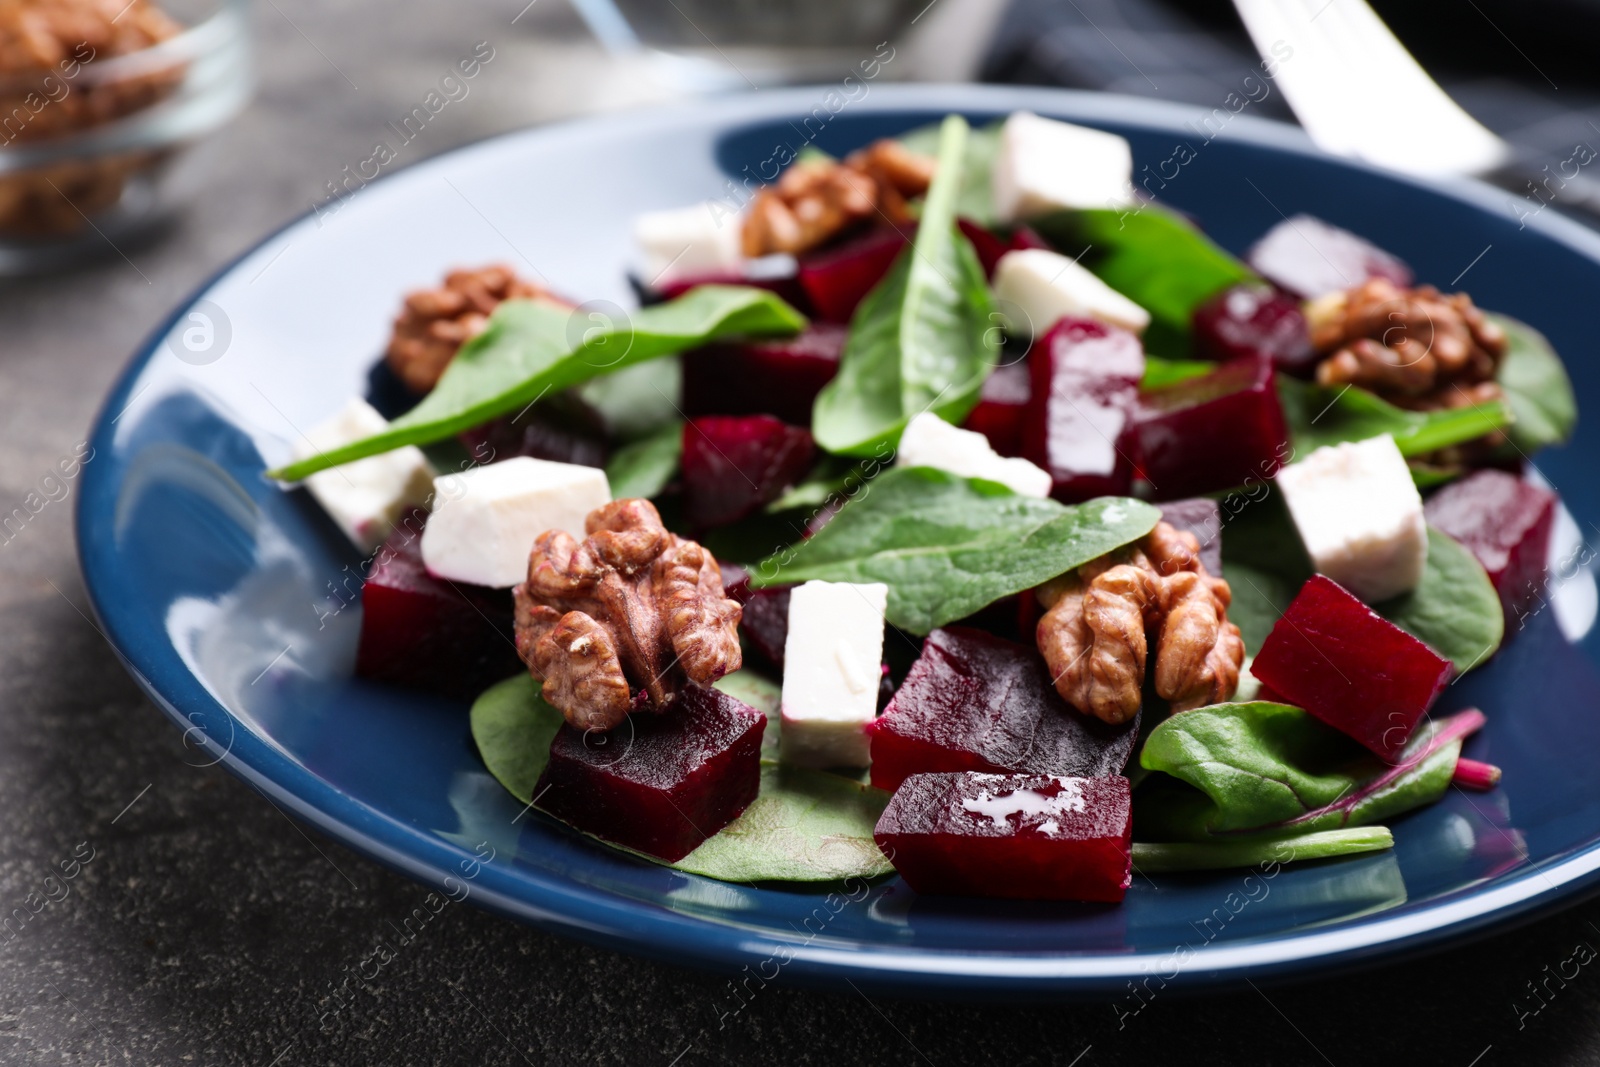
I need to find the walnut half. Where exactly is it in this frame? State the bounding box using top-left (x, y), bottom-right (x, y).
top-left (513, 498), bottom-right (743, 730)
top-left (385, 264), bottom-right (553, 394)
top-left (1307, 277), bottom-right (1506, 404)
top-left (1036, 521), bottom-right (1244, 724)
top-left (741, 139), bottom-right (935, 258)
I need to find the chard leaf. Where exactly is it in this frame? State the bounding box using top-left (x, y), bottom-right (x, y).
top-left (470, 674), bottom-right (890, 882)
top-left (1492, 313), bottom-right (1577, 452)
top-left (749, 467), bottom-right (1160, 634)
top-left (1028, 206), bottom-right (1256, 359)
top-left (1135, 702), bottom-right (1481, 842)
top-left (1221, 489), bottom-right (1502, 670)
top-left (269, 286), bottom-right (806, 481)
top-left (604, 420), bottom-right (682, 499)
top-left (1131, 826), bottom-right (1393, 873)
top-left (1277, 377), bottom-right (1510, 459)
top-left (813, 115), bottom-right (1000, 456)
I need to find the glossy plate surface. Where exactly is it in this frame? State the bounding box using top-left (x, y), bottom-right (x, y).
top-left (77, 85), bottom-right (1600, 996)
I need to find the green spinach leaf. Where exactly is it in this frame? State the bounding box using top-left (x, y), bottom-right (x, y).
top-left (674, 763), bottom-right (893, 882)
top-left (1028, 205), bottom-right (1256, 358)
top-left (470, 673), bottom-right (891, 882)
top-left (1277, 377), bottom-right (1510, 459)
top-left (1135, 702), bottom-right (1481, 842)
top-left (1131, 826), bottom-right (1393, 872)
top-left (1223, 558), bottom-right (1306, 658)
top-left (1220, 487), bottom-right (1503, 670)
top-left (1492, 313), bottom-right (1577, 452)
top-left (897, 117), bottom-right (1003, 225)
top-left (714, 669), bottom-right (781, 760)
top-left (604, 420), bottom-right (682, 499)
top-left (575, 357), bottom-right (683, 441)
top-left (813, 115), bottom-right (1000, 456)
top-left (1141, 356), bottom-right (1215, 390)
top-left (1407, 462), bottom-right (1465, 490)
top-left (1219, 489), bottom-right (1313, 655)
top-left (269, 286), bottom-right (806, 481)
top-left (472, 672), bottom-right (564, 806)
top-left (1374, 527), bottom-right (1504, 672)
top-left (750, 467), bottom-right (1160, 634)
top-left (763, 455), bottom-right (870, 513)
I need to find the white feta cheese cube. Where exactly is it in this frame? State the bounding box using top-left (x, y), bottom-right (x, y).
top-left (780, 580), bottom-right (888, 769)
top-left (292, 398), bottom-right (435, 553)
top-left (634, 201), bottom-right (743, 285)
top-left (990, 111), bottom-right (1135, 223)
top-left (1275, 435), bottom-right (1427, 603)
top-left (993, 247), bottom-right (1151, 338)
top-left (895, 412), bottom-right (1052, 498)
top-left (421, 457), bottom-right (611, 588)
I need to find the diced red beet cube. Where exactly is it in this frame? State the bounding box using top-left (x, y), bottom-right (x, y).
top-left (958, 217), bottom-right (1011, 277)
top-left (875, 772), bottom-right (1132, 902)
top-left (1008, 225), bottom-right (1052, 253)
top-left (533, 684), bottom-right (765, 861)
top-left (719, 562), bottom-right (751, 600)
top-left (1131, 357), bottom-right (1290, 498)
top-left (1015, 588), bottom-right (1042, 639)
top-left (738, 586), bottom-right (790, 671)
top-left (727, 568), bottom-right (856, 678)
top-left (962, 361), bottom-right (1030, 457)
top-left (954, 593), bottom-right (1028, 644)
top-left (649, 271), bottom-right (810, 314)
top-left (1247, 214), bottom-right (1413, 299)
top-left (1424, 469), bottom-right (1557, 628)
top-left (1192, 283), bottom-right (1317, 376)
top-left (1253, 682), bottom-right (1290, 704)
top-left (681, 416), bottom-right (816, 528)
top-left (726, 567), bottom-right (798, 654)
top-left (1021, 317), bottom-right (1145, 502)
top-left (355, 509), bottom-right (520, 699)
top-left (867, 627), bottom-right (1139, 793)
top-left (797, 227), bottom-right (909, 323)
top-left (681, 322), bottom-right (846, 426)
top-left (1158, 497), bottom-right (1223, 576)
top-left (1251, 575), bottom-right (1453, 761)
top-left (459, 402), bottom-right (608, 470)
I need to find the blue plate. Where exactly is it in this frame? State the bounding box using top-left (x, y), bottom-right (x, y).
top-left (76, 85), bottom-right (1600, 997)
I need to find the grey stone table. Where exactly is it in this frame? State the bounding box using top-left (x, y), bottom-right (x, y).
top-left (2, 1), bottom-right (1596, 1063)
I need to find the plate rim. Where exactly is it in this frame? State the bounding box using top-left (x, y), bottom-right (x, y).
top-left (75, 82), bottom-right (1600, 996)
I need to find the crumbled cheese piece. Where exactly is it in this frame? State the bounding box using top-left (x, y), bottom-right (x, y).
top-left (292, 398), bottom-right (435, 553)
top-left (780, 580), bottom-right (888, 769)
top-left (1275, 435), bottom-right (1428, 603)
top-left (992, 247), bottom-right (1151, 338)
top-left (990, 111), bottom-right (1135, 223)
top-left (895, 412), bottom-right (1052, 498)
top-left (633, 201), bottom-right (743, 285)
top-left (420, 457), bottom-right (611, 588)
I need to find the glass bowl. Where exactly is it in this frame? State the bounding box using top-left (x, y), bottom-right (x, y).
top-left (0, 0), bottom-right (252, 275)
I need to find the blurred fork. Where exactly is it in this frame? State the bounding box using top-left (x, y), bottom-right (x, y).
top-left (1231, 0), bottom-right (1600, 223)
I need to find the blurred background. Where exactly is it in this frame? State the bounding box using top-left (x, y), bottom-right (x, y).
top-left (3, 0), bottom-right (1600, 1063)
